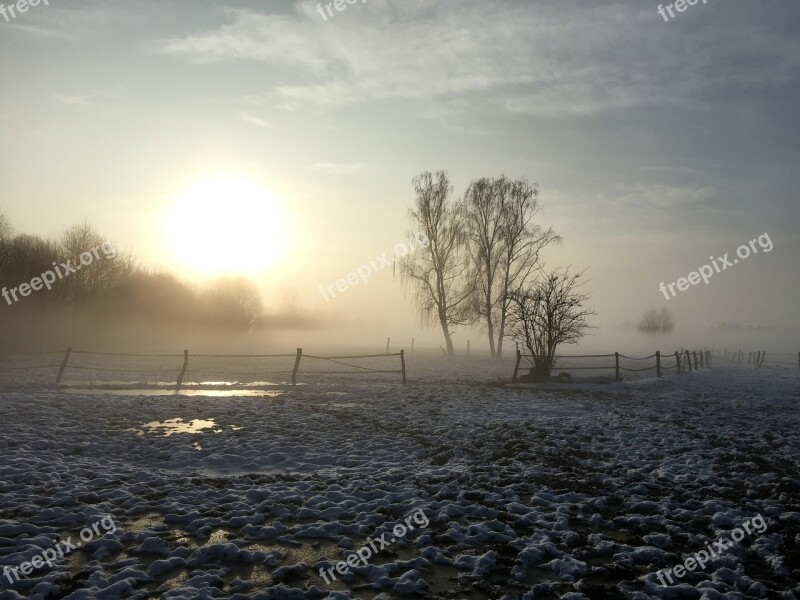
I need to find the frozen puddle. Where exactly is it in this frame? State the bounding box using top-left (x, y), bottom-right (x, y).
top-left (64, 387), bottom-right (285, 397)
top-left (1, 363), bottom-right (797, 598)
top-left (137, 418), bottom-right (241, 436)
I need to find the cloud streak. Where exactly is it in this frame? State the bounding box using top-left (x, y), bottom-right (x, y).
top-left (156, 1), bottom-right (800, 118)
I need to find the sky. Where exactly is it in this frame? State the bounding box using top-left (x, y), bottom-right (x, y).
top-left (1, 0), bottom-right (798, 351)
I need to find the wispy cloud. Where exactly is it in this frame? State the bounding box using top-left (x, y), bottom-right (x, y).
top-left (545, 182), bottom-right (728, 237)
top-left (237, 111), bottom-right (272, 128)
top-left (156, 1), bottom-right (800, 119)
top-left (3, 1), bottom-right (138, 41)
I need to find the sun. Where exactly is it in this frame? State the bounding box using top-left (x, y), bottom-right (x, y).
top-left (163, 175), bottom-right (289, 277)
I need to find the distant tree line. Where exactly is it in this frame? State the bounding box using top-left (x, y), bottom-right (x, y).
top-left (400, 171), bottom-right (594, 365)
top-left (0, 212), bottom-right (267, 352)
top-left (637, 308), bottom-right (674, 333)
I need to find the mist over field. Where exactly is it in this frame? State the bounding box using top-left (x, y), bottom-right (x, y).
top-left (1, 1), bottom-right (798, 599)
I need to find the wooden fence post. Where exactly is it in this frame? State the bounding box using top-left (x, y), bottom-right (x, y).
top-left (693, 351), bottom-right (698, 370)
top-left (706, 350), bottom-right (710, 367)
top-left (699, 351), bottom-right (704, 368)
top-left (176, 349), bottom-right (189, 389)
top-left (675, 351), bottom-right (681, 374)
top-left (400, 349), bottom-right (406, 383)
top-left (755, 350), bottom-right (761, 367)
top-left (467, 340), bottom-right (470, 356)
top-left (759, 352), bottom-right (766, 368)
top-left (292, 348), bottom-right (303, 386)
top-left (656, 351), bottom-right (661, 378)
top-left (386, 337), bottom-right (390, 354)
top-left (615, 352), bottom-right (620, 381)
top-left (513, 349), bottom-right (522, 382)
top-left (685, 350), bottom-right (692, 372)
top-left (56, 347), bottom-right (72, 385)
top-left (411, 338), bottom-right (415, 354)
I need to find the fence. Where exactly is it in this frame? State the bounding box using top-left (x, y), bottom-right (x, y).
top-left (512, 349), bottom-right (710, 382)
top-left (712, 349), bottom-right (800, 370)
top-left (0, 347), bottom-right (407, 388)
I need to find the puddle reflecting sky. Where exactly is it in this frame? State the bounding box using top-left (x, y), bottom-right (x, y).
top-left (130, 418), bottom-right (243, 437)
top-left (66, 388), bottom-right (284, 397)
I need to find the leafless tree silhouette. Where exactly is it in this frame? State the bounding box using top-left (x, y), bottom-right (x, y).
top-left (58, 222), bottom-right (134, 305)
top-left (464, 176), bottom-right (560, 358)
top-left (463, 177), bottom-right (505, 357)
top-left (0, 211), bottom-right (12, 241)
top-left (202, 276), bottom-right (263, 329)
top-left (637, 308), bottom-right (674, 333)
top-left (400, 171), bottom-right (474, 355)
top-left (508, 268), bottom-right (594, 380)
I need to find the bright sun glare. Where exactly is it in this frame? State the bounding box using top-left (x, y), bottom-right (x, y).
top-left (163, 175), bottom-right (289, 277)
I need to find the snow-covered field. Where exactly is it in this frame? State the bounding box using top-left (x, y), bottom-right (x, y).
top-left (1, 356), bottom-right (798, 599)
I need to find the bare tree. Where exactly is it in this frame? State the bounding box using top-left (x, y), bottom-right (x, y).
top-left (58, 223), bottom-right (131, 305)
top-left (0, 211), bottom-right (14, 276)
top-left (0, 234), bottom-right (59, 302)
top-left (0, 211), bottom-right (12, 241)
top-left (463, 176), bottom-right (560, 357)
top-left (637, 308), bottom-right (674, 333)
top-left (508, 268), bottom-right (595, 381)
top-left (202, 276), bottom-right (263, 329)
top-left (463, 177), bottom-right (505, 356)
top-left (495, 178), bottom-right (560, 357)
top-left (400, 171), bottom-right (473, 355)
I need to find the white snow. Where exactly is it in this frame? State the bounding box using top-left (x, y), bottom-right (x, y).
top-left (0, 356), bottom-right (798, 598)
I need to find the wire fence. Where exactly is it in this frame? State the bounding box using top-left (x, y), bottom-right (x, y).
top-left (512, 349), bottom-right (710, 382)
top-left (712, 349), bottom-right (800, 370)
top-left (0, 347), bottom-right (407, 389)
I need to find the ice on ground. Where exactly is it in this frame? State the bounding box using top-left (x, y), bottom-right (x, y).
top-left (0, 357), bottom-right (798, 598)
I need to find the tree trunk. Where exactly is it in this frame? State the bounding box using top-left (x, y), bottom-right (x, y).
top-left (496, 269), bottom-right (511, 358)
top-left (486, 305), bottom-right (496, 357)
top-left (440, 317), bottom-right (455, 355)
top-left (496, 307), bottom-right (507, 358)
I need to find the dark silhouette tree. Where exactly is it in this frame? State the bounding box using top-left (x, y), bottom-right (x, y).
top-left (400, 171), bottom-right (474, 355)
top-left (495, 178), bottom-right (560, 357)
top-left (637, 308), bottom-right (674, 333)
top-left (0, 233), bottom-right (60, 306)
top-left (463, 177), bottom-right (505, 357)
top-left (464, 176), bottom-right (560, 357)
top-left (0, 211), bottom-right (12, 241)
top-left (508, 268), bottom-right (594, 381)
top-left (202, 276), bottom-right (263, 329)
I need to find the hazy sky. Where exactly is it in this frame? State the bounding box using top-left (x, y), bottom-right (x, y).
top-left (1, 0), bottom-right (798, 348)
